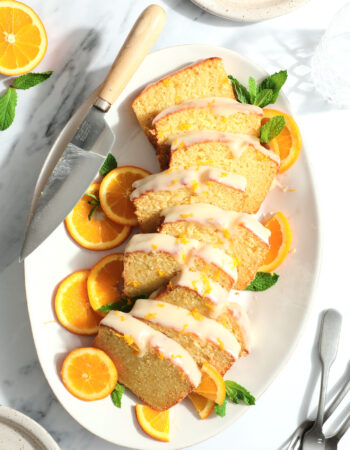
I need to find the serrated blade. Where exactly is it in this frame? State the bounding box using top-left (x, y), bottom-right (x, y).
top-left (21, 104), bottom-right (115, 260)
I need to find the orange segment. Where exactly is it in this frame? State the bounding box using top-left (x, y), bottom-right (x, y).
top-left (65, 183), bottom-right (131, 251)
top-left (99, 166), bottom-right (151, 226)
top-left (135, 404), bottom-right (170, 442)
top-left (188, 393), bottom-right (215, 420)
top-left (61, 347), bottom-right (118, 401)
top-left (55, 270), bottom-right (101, 335)
top-left (87, 253), bottom-right (124, 316)
top-left (194, 362), bottom-right (226, 405)
top-left (0, 1), bottom-right (47, 75)
top-left (260, 212), bottom-right (292, 272)
top-left (262, 109), bottom-right (302, 173)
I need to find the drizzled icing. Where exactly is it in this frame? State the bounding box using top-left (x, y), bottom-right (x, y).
top-left (169, 267), bottom-right (231, 316)
top-left (131, 300), bottom-right (241, 359)
top-left (226, 302), bottom-right (252, 353)
top-left (125, 233), bottom-right (238, 282)
top-left (152, 97), bottom-right (263, 124)
top-left (162, 203), bottom-right (270, 245)
top-left (101, 311), bottom-right (201, 387)
top-left (130, 166), bottom-right (246, 200)
top-left (169, 131), bottom-right (280, 165)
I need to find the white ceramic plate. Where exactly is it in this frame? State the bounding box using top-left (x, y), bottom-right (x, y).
top-left (0, 405), bottom-right (59, 450)
top-left (24, 44), bottom-right (320, 450)
top-left (190, 0), bottom-right (310, 22)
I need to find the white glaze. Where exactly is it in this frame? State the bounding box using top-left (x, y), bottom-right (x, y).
top-left (125, 233), bottom-right (238, 281)
top-left (226, 302), bottom-right (252, 353)
top-left (130, 166), bottom-right (246, 200)
top-left (101, 311), bottom-right (201, 386)
top-left (152, 97), bottom-right (263, 124)
top-left (131, 300), bottom-right (241, 359)
top-left (162, 203), bottom-right (271, 245)
top-left (170, 131), bottom-right (280, 164)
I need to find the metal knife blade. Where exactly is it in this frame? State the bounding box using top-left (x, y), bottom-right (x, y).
top-left (20, 104), bottom-right (114, 260)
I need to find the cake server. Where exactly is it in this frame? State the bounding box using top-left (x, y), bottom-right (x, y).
top-left (20, 4), bottom-right (166, 260)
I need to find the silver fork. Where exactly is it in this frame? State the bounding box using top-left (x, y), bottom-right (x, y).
top-left (325, 413), bottom-right (350, 449)
top-left (287, 372), bottom-right (350, 450)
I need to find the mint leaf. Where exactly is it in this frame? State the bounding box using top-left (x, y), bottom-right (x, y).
top-left (228, 76), bottom-right (250, 104)
top-left (111, 383), bottom-right (125, 408)
top-left (100, 153), bottom-right (117, 177)
top-left (98, 295), bottom-right (147, 314)
top-left (254, 88), bottom-right (273, 108)
top-left (225, 381), bottom-right (255, 405)
top-left (12, 71), bottom-right (53, 90)
top-left (215, 397), bottom-right (227, 417)
top-left (258, 70), bottom-right (287, 103)
top-left (245, 272), bottom-right (279, 291)
top-left (260, 115), bottom-right (285, 143)
top-left (248, 77), bottom-right (257, 104)
top-left (0, 88), bottom-right (17, 131)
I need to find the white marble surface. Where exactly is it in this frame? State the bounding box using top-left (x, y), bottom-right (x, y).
top-left (1, 0), bottom-right (350, 449)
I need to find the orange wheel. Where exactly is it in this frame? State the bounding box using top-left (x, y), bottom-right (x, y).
top-left (99, 166), bottom-right (151, 226)
top-left (194, 363), bottom-right (226, 405)
top-left (61, 347), bottom-right (117, 401)
top-left (260, 212), bottom-right (292, 272)
top-left (87, 253), bottom-right (124, 316)
top-left (188, 393), bottom-right (215, 420)
top-left (262, 109), bottom-right (302, 173)
top-left (65, 183), bottom-right (131, 250)
top-left (55, 270), bottom-right (100, 335)
top-left (0, 1), bottom-right (47, 75)
top-left (135, 404), bottom-right (170, 442)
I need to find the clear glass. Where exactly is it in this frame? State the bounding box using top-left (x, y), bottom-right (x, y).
top-left (311, 2), bottom-right (350, 108)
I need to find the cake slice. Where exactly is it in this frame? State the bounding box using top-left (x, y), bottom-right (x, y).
top-left (130, 166), bottom-right (247, 231)
top-left (169, 132), bottom-right (280, 213)
top-left (94, 311), bottom-right (201, 410)
top-left (160, 203), bottom-right (270, 290)
top-left (132, 57), bottom-right (234, 151)
top-left (123, 233), bottom-right (238, 297)
top-left (153, 267), bottom-right (251, 355)
top-left (131, 300), bottom-right (241, 375)
top-left (153, 97), bottom-right (263, 168)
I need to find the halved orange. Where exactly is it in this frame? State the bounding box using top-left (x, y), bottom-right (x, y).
top-left (260, 212), bottom-right (292, 272)
top-left (65, 183), bottom-right (131, 250)
top-left (188, 393), bottom-right (215, 420)
top-left (87, 253), bottom-right (124, 316)
top-left (193, 362), bottom-right (226, 405)
top-left (0, 1), bottom-right (48, 75)
top-left (135, 404), bottom-right (170, 442)
top-left (99, 166), bottom-right (151, 226)
top-left (55, 270), bottom-right (101, 335)
top-left (262, 109), bottom-right (302, 173)
top-left (61, 347), bottom-right (118, 401)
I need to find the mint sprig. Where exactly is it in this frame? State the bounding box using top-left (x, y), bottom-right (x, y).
top-left (214, 397), bottom-right (227, 417)
top-left (0, 71), bottom-right (53, 131)
top-left (98, 294), bottom-right (148, 314)
top-left (215, 381), bottom-right (255, 417)
top-left (100, 153), bottom-right (118, 177)
top-left (245, 272), bottom-right (279, 291)
top-left (111, 383), bottom-right (125, 408)
top-left (228, 70), bottom-right (287, 108)
top-left (260, 116), bottom-right (286, 143)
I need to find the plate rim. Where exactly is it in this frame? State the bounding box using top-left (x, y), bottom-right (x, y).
top-left (23, 43), bottom-right (321, 450)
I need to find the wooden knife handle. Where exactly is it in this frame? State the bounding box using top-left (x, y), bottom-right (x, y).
top-left (97, 4), bottom-right (166, 107)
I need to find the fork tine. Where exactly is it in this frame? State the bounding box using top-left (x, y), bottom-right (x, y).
top-left (287, 427), bottom-right (303, 450)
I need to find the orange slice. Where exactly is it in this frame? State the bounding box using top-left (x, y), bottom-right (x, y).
top-left (55, 270), bottom-right (100, 335)
top-left (262, 109), bottom-right (302, 173)
top-left (135, 404), bottom-right (170, 442)
top-left (99, 166), bottom-right (151, 226)
top-left (193, 362), bottom-right (226, 405)
top-left (260, 212), bottom-right (292, 272)
top-left (0, 1), bottom-right (47, 75)
top-left (61, 347), bottom-right (117, 401)
top-left (87, 253), bottom-right (124, 316)
top-left (188, 393), bottom-right (215, 420)
top-left (65, 183), bottom-right (131, 250)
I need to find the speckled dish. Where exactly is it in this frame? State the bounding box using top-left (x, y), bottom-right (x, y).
top-left (190, 0), bottom-right (310, 22)
top-left (0, 406), bottom-right (59, 450)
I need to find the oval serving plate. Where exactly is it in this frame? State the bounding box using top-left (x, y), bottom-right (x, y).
top-left (24, 44), bottom-right (320, 450)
